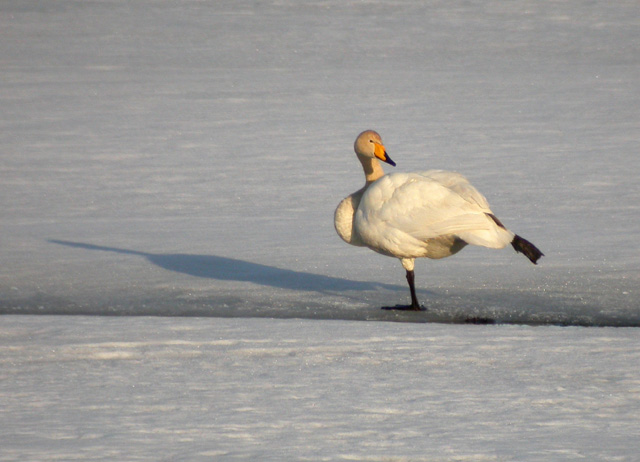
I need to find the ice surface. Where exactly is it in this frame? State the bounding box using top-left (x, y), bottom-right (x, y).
top-left (1, 1), bottom-right (639, 459)
top-left (1, 0), bottom-right (637, 325)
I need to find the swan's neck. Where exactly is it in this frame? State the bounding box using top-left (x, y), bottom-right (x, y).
top-left (359, 156), bottom-right (385, 185)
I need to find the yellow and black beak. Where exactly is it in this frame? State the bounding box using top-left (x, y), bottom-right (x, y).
top-left (373, 142), bottom-right (396, 167)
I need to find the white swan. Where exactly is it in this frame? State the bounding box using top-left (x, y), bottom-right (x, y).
top-left (335, 130), bottom-right (543, 310)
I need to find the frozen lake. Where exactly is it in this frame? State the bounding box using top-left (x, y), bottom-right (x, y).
top-left (1, 0), bottom-right (639, 460)
top-left (1, 0), bottom-right (638, 326)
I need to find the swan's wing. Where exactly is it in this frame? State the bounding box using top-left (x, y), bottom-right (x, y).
top-left (418, 170), bottom-right (491, 211)
top-left (359, 172), bottom-right (511, 248)
top-left (361, 173), bottom-right (488, 236)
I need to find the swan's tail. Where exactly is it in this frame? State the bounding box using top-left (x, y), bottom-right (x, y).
top-left (511, 235), bottom-right (544, 264)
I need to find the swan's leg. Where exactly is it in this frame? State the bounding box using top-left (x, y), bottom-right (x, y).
top-left (406, 269), bottom-right (421, 310)
top-left (381, 269), bottom-right (424, 311)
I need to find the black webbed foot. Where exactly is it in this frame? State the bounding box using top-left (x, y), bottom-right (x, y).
top-left (381, 304), bottom-right (426, 312)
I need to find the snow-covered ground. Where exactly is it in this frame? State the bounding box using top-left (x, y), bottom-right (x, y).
top-left (2, 316), bottom-right (639, 461)
top-left (1, 0), bottom-right (639, 460)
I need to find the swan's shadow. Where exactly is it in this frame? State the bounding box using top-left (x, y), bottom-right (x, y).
top-left (46, 241), bottom-right (636, 327)
top-left (49, 240), bottom-right (402, 294)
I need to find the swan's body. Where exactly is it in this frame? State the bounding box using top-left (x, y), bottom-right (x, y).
top-left (335, 130), bottom-right (543, 310)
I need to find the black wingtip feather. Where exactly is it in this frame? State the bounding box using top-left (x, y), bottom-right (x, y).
top-left (511, 235), bottom-right (544, 264)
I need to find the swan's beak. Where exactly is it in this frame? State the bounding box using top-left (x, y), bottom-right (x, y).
top-left (374, 143), bottom-right (396, 167)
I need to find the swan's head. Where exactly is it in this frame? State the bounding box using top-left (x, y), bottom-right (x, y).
top-left (354, 130), bottom-right (396, 167)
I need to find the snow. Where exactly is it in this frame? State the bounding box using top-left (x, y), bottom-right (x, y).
top-left (1, 0), bottom-right (639, 460)
top-left (2, 316), bottom-right (640, 461)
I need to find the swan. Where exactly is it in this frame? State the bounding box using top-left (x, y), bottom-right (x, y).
top-left (334, 130), bottom-right (543, 310)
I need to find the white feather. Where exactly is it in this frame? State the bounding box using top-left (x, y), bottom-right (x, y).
top-left (353, 170), bottom-right (513, 260)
